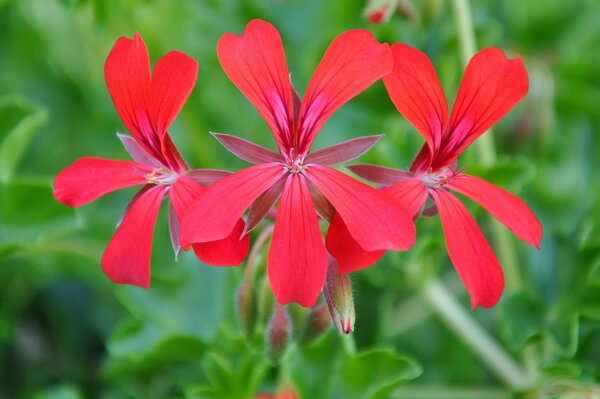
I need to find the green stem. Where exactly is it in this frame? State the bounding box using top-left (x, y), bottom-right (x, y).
top-left (392, 386), bottom-right (510, 399)
top-left (422, 279), bottom-right (536, 391)
top-left (343, 334), bottom-right (357, 355)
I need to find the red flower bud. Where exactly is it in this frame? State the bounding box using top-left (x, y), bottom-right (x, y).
top-left (265, 304), bottom-right (292, 364)
top-left (323, 257), bottom-right (355, 335)
top-left (300, 304), bottom-right (331, 344)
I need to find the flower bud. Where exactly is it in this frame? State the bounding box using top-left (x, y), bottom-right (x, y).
top-left (299, 304), bottom-right (331, 344)
top-left (324, 256), bottom-right (355, 335)
top-left (235, 276), bottom-right (257, 339)
top-left (265, 304), bottom-right (292, 364)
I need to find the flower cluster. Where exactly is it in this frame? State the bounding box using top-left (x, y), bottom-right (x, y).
top-left (54, 19), bottom-right (542, 332)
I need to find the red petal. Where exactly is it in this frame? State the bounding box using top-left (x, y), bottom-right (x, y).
top-left (325, 178), bottom-right (426, 273)
top-left (180, 163), bottom-right (285, 246)
top-left (212, 133), bottom-right (282, 164)
top-left (217, 19), bottom-right (294, 152)
top-left (383, 178), bottom-right (428, 218)
top-left (54, 157), bottom-right (150, 207)
top-left (430, 188), bottom-right (505, 308)
top-left (346, 164), bottom-right (415, 186)
top-left (192, 218), bottom-right (250, 266)
top-left (268, 175), bottom-right (327, 306)
top-left (101, 185), bottom-right (167, 288)
top-left (148, 51), bottom-right (198, 140)
top-left (447, 174), bottom-right (542, 249)
top-left (305, 165), bottom-right (415, 252)
top-left (104, 34), bottom-right (158, 157)
top-left (298, 30), bottom-right (393, 153)
top-left (325, 212), bottom-right (386, 274)
top-left (304, 135), bottom-right (382, 166)
top-left (383, 43), bottom-right (447, 158)
top-left (170, 176), bottom-right (250, 266)
top-left (438, 48), bottom-right (528, 168)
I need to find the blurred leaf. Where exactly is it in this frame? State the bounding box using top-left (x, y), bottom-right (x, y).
top-left (104, 261), bottom-right (233, 375)
top-left (0, 96), bottom-right (47, 182)
top-left (0, 179), bottom-right (75, 243)
top-left (287, 333), bottom-right (421, 399)
top-left (33, 385), bottom-right (83, 399)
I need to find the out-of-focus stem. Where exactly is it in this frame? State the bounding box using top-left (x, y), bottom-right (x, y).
top-left (422, 279), bottom-right (536, 391)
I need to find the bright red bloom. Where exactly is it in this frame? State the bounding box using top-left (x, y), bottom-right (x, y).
top-left (327, 44), bottom-right (543, 308)
top-left (53, 33), bottom-right (249, 288)
top-left (180, 20), bottom-right (415, 307)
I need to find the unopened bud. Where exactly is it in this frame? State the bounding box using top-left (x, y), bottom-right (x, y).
top-left (276, 385), bottom-right (300, 399)
top-left (324, 257), bottom-right (355, 335)
top-left (236, 276), bottom-right (257, 339)
top-left (265, 304), bottom-right (292, 364)
top-left (364, 0), bottom-right (396, 24)
top-left (300, 304), bottom-right (331, 344)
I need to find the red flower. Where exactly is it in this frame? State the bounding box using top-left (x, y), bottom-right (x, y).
top-left (53, 33), bottom-right (249, 288)
top-left (326, 44), bottom-right (543, 308)
top-left (180, 20), bottom-right (415, 307)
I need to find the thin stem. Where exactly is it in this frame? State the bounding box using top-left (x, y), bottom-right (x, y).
top-left (422, 279), bottom-right (536, 391)
top-left (244, 224), bottom-right (274, 281)
top-left (342, 334), bottom-right (357, 355)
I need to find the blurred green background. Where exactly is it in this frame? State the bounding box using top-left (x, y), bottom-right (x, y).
top-left (1, 0), bottom-right (599, 398)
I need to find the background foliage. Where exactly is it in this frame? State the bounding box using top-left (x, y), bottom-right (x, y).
top-left (1, 0), bottom-right (599, 398)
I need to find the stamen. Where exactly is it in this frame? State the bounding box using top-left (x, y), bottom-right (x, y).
top-left (145, 167), bottom-right (177, 186)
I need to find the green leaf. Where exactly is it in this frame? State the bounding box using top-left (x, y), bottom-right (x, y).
top-left (286, 333), bottom-right (421, 399)
top-left (0, 96), bottom-right (48, 182)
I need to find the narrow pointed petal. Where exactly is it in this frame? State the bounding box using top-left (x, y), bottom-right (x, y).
top-left (148, 51), bottom-right (198, 139)
top-left (439, 48), bottom-right (528, 168)
top-left (180, 163), bottom-right (285, 246)
top-left (268, 175), bottom-right (327, 306)
top-left (244, 175), bottom-right (287, 235)
top-left (430, 189), bottom-right (505, 308)
top-left (383, 178), bottom-right (428, 218)
top-left (308, 181), bottom-right (335, 222)
top-left (54, 157), bottom-right (150, 207)
top-left (447, 174), bottom-right (542, 249)
top-left (217, 19), bottom-right (294, 151)
top-left (305, 164), bottom-right (415, 252)
top-left (185, 169), bottom-right (233, 187)
top-left (383, 43), bottom-right (448, 156)
top-left (104, 34), bottom-right (157, 155)
top-left (117, 133), bottom-right (162, 168)
top-left (298, 30), bottom-right (393, 153)
top-left (304, 135), bottom-right (383, 166)
top-left (168, 203), bottom-right (181, 259)
top-left (212, 133), bottom-right (281, 164)
top-left (101, 186), bottom-right (167, 288)
top-left (346, 164), bottom-right (415, 186)
top-left (169, 176), bottom-right (250, 266)
top-left (325, 212), bottom-right (386, 274)
top-left (325, 178), bottom-right (426, 273)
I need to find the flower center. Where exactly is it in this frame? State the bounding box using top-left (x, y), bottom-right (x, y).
top-left (145, 167), bottom-right (177, 186)
top-left (285, 155), bottom-right (306, 174)
top-left (420, 165), bottom-right (457, 189)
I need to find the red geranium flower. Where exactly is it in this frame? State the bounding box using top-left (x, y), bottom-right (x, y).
top-left (326, 44), bottom-right (543, 308)
top-left (180, 20), bottom-right (415, 307)
top-left (53, 33), bottom-right (249, 288)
